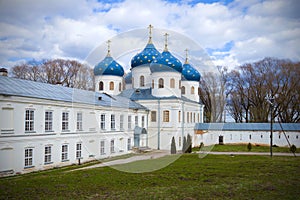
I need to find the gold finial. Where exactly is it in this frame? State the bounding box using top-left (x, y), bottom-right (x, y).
top-left (164, 33), bottom-right (169, 51)
top-left (106, 40), bottom-right (111, 56)
top-left (185, 48), bottom-right (189, 64)
top-left (148, 24), bottom-right (153, 44)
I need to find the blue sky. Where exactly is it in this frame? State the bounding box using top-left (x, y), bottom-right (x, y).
top-left (0, 0), bottom-right (299, 69)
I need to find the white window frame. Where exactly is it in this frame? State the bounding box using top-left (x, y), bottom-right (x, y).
top-left (120, 115), bottom-right (124, 130)
top-left (111, 114), bottom-right (116, 130)
top-left (45, 111), bottom-right (53, 132)
top-left (24, 148), bottom-right (33, 168)
top-left (62, 112), bottom-right (69, 131)
top-left (128, 116), bottom-right (132, 130)
top-left (76, 143), bottom-right (82, 159)
top-left (61, 144), bottom-right (68, 161)
top-left (77, 112), bottom-right (83, 131)
top-left (25, 109), bottom-right (34, 132)
top-left (110, 139), bottom-right (115, 153)
top-left (44, 146), bottom-right (52, 164)
top-left (100, 140), bottom-right (105, 155)
top-left (135, 116), bottom-right (138, 127)
top-left (100, 114), bottom-right (105, 130)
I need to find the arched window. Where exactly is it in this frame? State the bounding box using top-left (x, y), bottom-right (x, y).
top-left (119, 82), bottom-right (122, 92)
top-left (191, 86), bottom-right (195, 94)
top-left (99, 81), bottom-right (104, 91)
top-left (109, 81), bottom-right (114, 90)
top-left (170, 78), bottom-right (175, 88)
top-left (140, 75), bottom-right (145, 87)
top-left (159, 78), bottom-right (164, 88)
top-left (152, 80), bottom-right (154, 89)
top-left (163, 110), bottom-right (170, 122)
top-left (181, 86), bottom-right (185, 94)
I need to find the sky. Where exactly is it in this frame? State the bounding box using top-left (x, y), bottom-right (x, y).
top-left (0, 0), bottom-right (299, 70)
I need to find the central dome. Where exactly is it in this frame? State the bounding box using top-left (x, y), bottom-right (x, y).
top-left (150, 50), bottom-right (182, 73)
top-left (131, 43), bottom-right (161, 68)
top-left (94, 56), bottom-right (124, 77)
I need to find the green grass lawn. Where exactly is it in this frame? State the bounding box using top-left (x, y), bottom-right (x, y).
top-left (1, 154), bottom-right (300, 199)
top-left (196, 144), bottom-right (300, 153)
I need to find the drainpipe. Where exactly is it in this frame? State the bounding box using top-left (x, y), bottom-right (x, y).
top-left (146, 109), bottom-right (149, 148)
top-left (181, 101), bottom-right (185, 141)
top-left (158, 98), bottom-right (160, 150)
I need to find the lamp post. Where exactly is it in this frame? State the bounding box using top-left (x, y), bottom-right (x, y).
top-left (266, 94), bottom-right (274, 158)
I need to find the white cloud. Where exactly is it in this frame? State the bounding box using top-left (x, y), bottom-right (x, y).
top-left (0, 0), bottom-right (299, 70)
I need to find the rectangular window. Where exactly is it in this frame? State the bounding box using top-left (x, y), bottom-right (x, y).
top-left (62, 112), bottom-right (69, 131)
top-left (25, 109), bottom-right (34, 131)
top-left (44, 146), bottom-right (52, 164)
top-left (77, 112), bottom-right (83, 131)
top-left (187, 112), bottom-right (189, 123)
top-left (111, 114), bottom-right (115, 130)
top-left (179, 137), bottom-right (181, 147)
top-left (120, 115), bottom-right (124, 130)
top-left (100, 140), bottom-right (105, 155)
top-left (142, 116), bottom-right (145, 127)
top-left (110, 139), bottom-right (115, 153)
top-left (151, 111), bottom-right (157, 122)
top-left (45, 111), bottom-right (53, 131)
top-left (127, 138), bottom-right (131, 150)
top-left (61, 144), bottom-right (68, 161)
top-left (100, 114), bottom-right (105, 130)
top-left (163, 110), bottom-right (170, 122)
top-left (135, 116), bottom-right (138, 127)
top-left (178, 111), bottom-right (181, 122)
top-left (193, 113), bottom-right (196, 123)
top-left (128, 116), bottom-right (132, 130)
top-left (76, 143), bottom-right (82, 159)
top-left (25, 148), bottom-right (33, 167)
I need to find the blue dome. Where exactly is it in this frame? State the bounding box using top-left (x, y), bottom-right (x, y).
top-left (94, 56), bottom-right (124, 77)
top-left (182, 63), bottom-right (201, 81)
top-left (150, 51), bottom-right (182, 73)
top-left (131, 43), bottom-right (161, 68)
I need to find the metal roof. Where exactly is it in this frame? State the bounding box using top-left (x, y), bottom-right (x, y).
top-left (119, 88), bottom-right (201, 104)
top-left (195, 123), bottom-right (300, 132)
top-left (0, 76), bottom-right (146, 110)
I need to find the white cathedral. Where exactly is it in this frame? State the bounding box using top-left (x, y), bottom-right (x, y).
top-left (0, 26), bottom-right (204, 175)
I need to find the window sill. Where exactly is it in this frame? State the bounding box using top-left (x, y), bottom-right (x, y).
top-left (45, 130), bottom-right (54, 133)
top-left (24, 165), bottom-right (35, 169)
top-left (44, 162), bottom-right (53, 165)
top-left (61, 159), bottom-right (69, 162)
top-left (61, 130), bottom-right (70, 132)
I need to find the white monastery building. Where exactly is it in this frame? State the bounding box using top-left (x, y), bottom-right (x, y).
top-left (0, 26), bottom-right (299, 176)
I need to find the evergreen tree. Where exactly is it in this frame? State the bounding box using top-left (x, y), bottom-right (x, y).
top-left (186, 134), bottom-right (192, 153)
top-left (182, 136), bottom-right (187, 153)
top-left (171, 136), bottom-right (176, 154)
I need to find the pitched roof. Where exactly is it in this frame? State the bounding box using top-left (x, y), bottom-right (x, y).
top-left (195, 123), bottom-right (300, 132)
top-left (0, 76), bottom-right (146, 110)
top-left (119, 88), bottom-right (202, 104)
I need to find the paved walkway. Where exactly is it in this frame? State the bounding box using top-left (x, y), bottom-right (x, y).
top-left (71, 150), bottom-right (170, 171)
top-left (70, 150), bottom-right (298, 172)
top-left (203, 151), bottom-right (299, 157)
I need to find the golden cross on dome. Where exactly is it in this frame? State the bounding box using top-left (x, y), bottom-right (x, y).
top-left (185, 48), bottom-right (189, 64)
top-left (106, 40), bottom-right (111, 56)
top-left (164, 33), bottom-right (169, 51)
top-left (148, 24), bottom-right (153, 44)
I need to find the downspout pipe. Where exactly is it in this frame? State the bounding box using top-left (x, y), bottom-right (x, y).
top-left (158, 98), bottom-right (160, 150)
